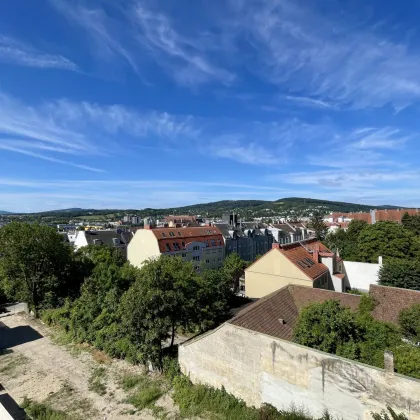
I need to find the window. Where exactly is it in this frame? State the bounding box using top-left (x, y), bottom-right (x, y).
top-left (173, 243), bottom-right (180, 251)
top-left (178, 232), bottom-right (182, 236)
top-left (206, 259), bottom-right (210, 264)
top-left (193, 256), bottom-right (200, 261)
top-left (193, 245), bottom-right (200, 251)
top-left (169, 232), bottom-right (175, 237)
top-left (181, 241), bottom-right (185, 247)
top-left (218, 257), bottom-right (222, 262)
top-left (165, 243), bottom-right (171, 252)
top-left (161, 232), bottom-right (166, 237)
top-left (211, 239), bottom-right (216, 246)
top-left (181, 253), bottom-right (186, 258)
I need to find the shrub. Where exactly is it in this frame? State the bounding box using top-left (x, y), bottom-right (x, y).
top-left (21, 397), bottom-right (71, 420)
top-left (398, 304), bottom-right (420, 342)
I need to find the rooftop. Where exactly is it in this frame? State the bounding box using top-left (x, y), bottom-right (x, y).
top-left (229, 285), bottom-right (361, 341)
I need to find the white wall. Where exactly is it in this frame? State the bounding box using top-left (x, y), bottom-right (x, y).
top-left (180, 323), bottom-right (420, 420)
top-left (343, 260), bottom-right (380, 291)
top-left (0, 403), bottom-right (14, 420)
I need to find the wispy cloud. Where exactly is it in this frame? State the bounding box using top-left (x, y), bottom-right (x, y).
top-left (50, 0), bottom-right (234, 86)
top-left (230, 0), bottom-right (420, 110)
top-left (0, 35), bottom-right (77, 70)
top-left (285, 95), bottom-right (336, 109)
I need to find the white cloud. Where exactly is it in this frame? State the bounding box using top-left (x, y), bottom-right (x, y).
top-left (0, 35), bottom-right (78, 70)
top-left (230, 0), bottom-right (420, 110)
top-left (50, 0), bottom-right (234, 86)
top-left (285, 95), bottom-right (336, 109)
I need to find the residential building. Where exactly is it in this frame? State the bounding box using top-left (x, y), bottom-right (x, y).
top-left (267, 221), bottom-right (308, 244)
top-left (164, 215), bottom-right (199, 227)
top-left (213, 217), bottom-right (273, 261)
top-left (73, 229), bottom-right (133, 257)
top-left (127, 221), bottom-right (224, 270)
top-left (244, 238), bottom-right (347, 298)
top-left (329, 208), bottom-right (420, 225)
top-left (179, 284), bottom-right (420, 420)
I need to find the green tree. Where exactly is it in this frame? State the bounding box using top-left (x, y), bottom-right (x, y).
top-left (393, 344), bottom-right (420, 379)
top-left (401, 212), bottom-right (420, 236)
top-left (0, 222), bottom-right (79, 316)
top-left (222, 252), bottom-right (247, 293)
top-left (294, 300), bottom-right (360, 353)
top-left (121, 256), bottom-right (199, 369)
top-left (356, 222), bottom-right (420, 263)
top-left (379, 258), bottom-right (420, 290)
top-left (326, 220), bottom-right (368, 261)
top-left (308, 212), bottom-right (328, 241)
top-left (398, 304), bottom-right (420, 342)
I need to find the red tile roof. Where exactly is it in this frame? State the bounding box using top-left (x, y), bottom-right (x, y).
top-left (151, 227), bottom-right (223, 253)
top-left (229, 285), bottom-right (361, 340)
top-left (279, 244), bottom-right (329, 281)
top-left (370, 284), bottom-right (420, 324)
top-left (299, 238), bottom-right (330, 252)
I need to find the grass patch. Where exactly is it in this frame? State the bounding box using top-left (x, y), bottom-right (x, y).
top-left (120, 373), bottom-right (145, 391)
top-left (21, 397), bottom-right (71, 420)
top-left (124, 374), bottom-right (166, 411)
top-left (0, 353), bottom-right (29, 378)
top-left (172, 374), bottom-right (331, 420)
top-left (88, 366), bottom-right (107, 396)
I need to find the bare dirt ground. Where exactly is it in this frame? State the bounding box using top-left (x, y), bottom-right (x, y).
top-left (0, 314), bottom-right (180, 420)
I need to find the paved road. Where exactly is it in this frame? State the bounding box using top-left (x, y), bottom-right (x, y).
top-left (0, 303), bottom-right (27, 318)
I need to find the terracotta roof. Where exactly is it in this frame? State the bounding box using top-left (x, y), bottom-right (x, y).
top-left (229, 285), bottom-right (361, 340)
top-left (279, 244), bottom-right (329, 280)
top-left (151, 226), bottom-right (224, 253)
top-left (299, 238), bottom-right (330, 252)
top-left (370, 284), bottom-right (420, 324)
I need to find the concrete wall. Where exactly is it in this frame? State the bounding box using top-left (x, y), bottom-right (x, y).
top-left (343, 260), bottom-right (380, 291)
top-left (245, 249), bottom-right (313, 299)
top-left (180, 323), bottom-right (420, 420)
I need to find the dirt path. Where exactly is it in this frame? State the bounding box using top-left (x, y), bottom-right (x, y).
top-left (0, 314), bottom-right (178, 419)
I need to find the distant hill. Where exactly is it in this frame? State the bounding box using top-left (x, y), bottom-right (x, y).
top-left (0, 210), bottom-right (13, 215)
top-left (6, 197), bottom-right (403, 222)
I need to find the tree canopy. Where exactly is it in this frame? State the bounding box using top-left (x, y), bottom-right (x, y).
top-left (308, 212), bottom-right (328, 241)
top-left (222, 252), bottom-right (248, 293)
top-left (399, 304), bottom-right (420, 343)
top-left (0, 222), bottom-right (82, 315)
top-left (379, 258), bottom-right (420, 290)
top-left (356, 222), bottom-right (420, 263)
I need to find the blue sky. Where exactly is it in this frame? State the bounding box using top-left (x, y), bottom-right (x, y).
top-left (1, 0), bottom-right (420, 212)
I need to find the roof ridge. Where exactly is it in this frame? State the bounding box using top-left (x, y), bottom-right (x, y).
top-left (370, 284), bottom-right (420, 294)
top-left (228, 285), bottom-right (293, 324)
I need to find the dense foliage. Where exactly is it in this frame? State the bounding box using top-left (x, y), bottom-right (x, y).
top-left (326, 220), bottom-right (367, 260)
top-left (294, 299), bottom-right (420, 379)
top-left (379, 259), bottom-right (420, 290)
top-left (398, 304), bottom-right (420, 343)
top-left (327, 220), bottom-right (420, 265)
top-left (43, 248), bottom-right (234, 369)
top-left (356, 222), bottom-right (420, 263)
top-left (401, 212), bottom-right (420, 236)
top-left (0, 222), bottom-right (84, 316)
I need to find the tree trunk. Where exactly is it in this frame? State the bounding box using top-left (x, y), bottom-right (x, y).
top-left (170, 322), bottom-right (176, 348)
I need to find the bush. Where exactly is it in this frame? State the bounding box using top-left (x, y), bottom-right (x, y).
top-left (371, 407), bottom-right (408, 420)
top-left (393, 344), bottom-right (420, 379)
top-left (398, 304), bottom-right (420, 342)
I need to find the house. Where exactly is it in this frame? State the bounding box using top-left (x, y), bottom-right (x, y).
top-left (267, 221), bottom-right (308, 245)
top-left (213, 217), bottom-right (273, 262)
top-left (74, 229), bottom-right (133, 257)
top-left (127, 220), bottom-right (224, 270)
top-left (179, 284), bottom-right (420, 420)
top-left (244, 238), bottom-right (346, 298)
top-left (329, 208), bottom-right (420, 225)
top-left (164, 215), bottom-right (199, 227)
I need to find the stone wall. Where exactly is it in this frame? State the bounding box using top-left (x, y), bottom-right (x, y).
top-left (179, 323), bottom-right (420, 420)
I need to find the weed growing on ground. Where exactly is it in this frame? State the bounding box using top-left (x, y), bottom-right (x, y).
top-left (88, 366), bottom-right (107, 396)
top-left (21, 397), bottom-right (71, 420)
top-left (0, 353), bottom-right (29, 378)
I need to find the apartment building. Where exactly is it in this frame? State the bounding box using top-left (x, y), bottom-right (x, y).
top-left (127, 221), bottom-right (224, 270)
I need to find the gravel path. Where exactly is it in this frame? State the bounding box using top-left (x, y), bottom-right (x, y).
top-left (0, 314), bottom-right (172, 419)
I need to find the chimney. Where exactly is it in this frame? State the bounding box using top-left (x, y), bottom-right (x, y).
top-left (384, 350), bottom-right (394, 376)
top-left (378, 256), bottom-right (383, 265)
top-left (272, 243), bottom-right (280, 249)
top-left (312, 246), bottom-right (319, 263)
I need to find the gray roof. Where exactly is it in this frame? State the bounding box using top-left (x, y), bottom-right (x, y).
top-left (272, 224), bottom-right (295, 234)
top-left (213, 222), bottom-right (271, 239)
top-left (84, 230), bottom-right (133, 247)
